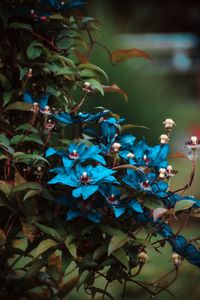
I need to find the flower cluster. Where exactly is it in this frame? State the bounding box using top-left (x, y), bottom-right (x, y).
top-left (46, 112), bottom-right (200, 268)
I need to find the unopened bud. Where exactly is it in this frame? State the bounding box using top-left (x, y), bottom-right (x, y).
top-left (127, 152), bottom-right (135, 159)
top-left (163, 118), bottom-right (176, 129)
top-left (111, 142), bottom-right (121, 153)
top-left (159, 168), bottom-right (166, 179)
top-left (172, 253), bottom-right (182, 266)
top-left (159, 134), bottom-right (169, 144)
top-left (27, 68), bottom-right (32, 78)
top-left (137, 251), bottom-right (149, 264)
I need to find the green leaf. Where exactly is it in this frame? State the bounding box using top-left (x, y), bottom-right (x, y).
top-left (61, 250), bottom-right (72, 274)
top-left (4, 102), bottom-right (32, 111)
top-left (0, 73), bottom-right (11, 89)
top-left (79, 63), bottom-right (108, 82)
top-left (3, 91), bottom-right (12, 107)
top-left (34, 239), bottom-right (57, 258)
top-left (108, 234), bottom-right (129, 256)
top-left (16, 123), bottom-right (38, 133)
top-left (9, 22), bottom-right (32, 31)
top-left (66, 243), bottom-right (76, 257)
top-left (98, 225), bottom-right (126, 237)
top-left (86, 78), bottom-right (104, 95)
top-left (10, 134), bottom-right (43, 145)
top-left (0, 134), bottom-right (10, 147)
top-left (112, 248), bottom-right (128, 269)
top-left (77, 270), bottom-right (90, 290)
top-left (55, 37), bottom-right (74, 49)
top-left (18, 66), bottom-right (28, 80)
top-left (35, 223), bottom-right (63, 242)
top-left (14, 153), bottom-right (49, 164)
top-left (0, 180), bottom-right (12, 197)
top-left (27, 41), bottom-right (45, 60)
top-left (93, 246), bottom-right (107, 260)
top-left (23, 189), bottom-right (41, 201)
top-left (12, 182), bottom-right (41, 193)
top-left (174, 200), bottom-right (195, 214)
top-left (25, 259), bottom-right (44, 279)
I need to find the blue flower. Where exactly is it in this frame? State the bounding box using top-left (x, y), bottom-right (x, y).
top-left (123, 169), bottom-right (168, 198)
top-left (46, 143), bottom-right (106, 169)
top-left (53, 110), bottom-right (109, 125)
top-left (99, 117), bottom-right (125, 144)
top-left (99, 185), bottom-right (143, 218)
top-left (48, 164), bottom-right (118, 200)
top-left (23, 91), bottom-right (49, 111)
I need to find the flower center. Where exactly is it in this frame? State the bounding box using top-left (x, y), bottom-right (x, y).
top-left (69, 150), bottom-right (79, 160)
top-left (80, 172), bottom-right (91, 184)
top-left (108, 194), bottom-right (116, 202)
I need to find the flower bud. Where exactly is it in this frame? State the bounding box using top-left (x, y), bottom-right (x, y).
top-left (163, 118), bottom-right (176, 129)
top-left (111, 142), bottom-right (121, 153)
top-left (127, 152), bottom-right (134, 158)
top-left (159, 168), bottom-right (166, 179)
top-left (186, 136), bottom-right (200, 150)
top-left (82, 81), bottom-right (94, 93)
top-left (137, 251), bottom-right (149, 264)
top-left (172, 253), bottom-right (182, 266)
top-left (159, 134), bottom-right (169, 144)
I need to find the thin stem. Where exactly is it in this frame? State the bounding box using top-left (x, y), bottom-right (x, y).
top-left (122, 278), bottom-right (127, 300)
top-left (102, 280), bottom-right (109, 300)
top-left (28, 30), bottom-right (60, 52)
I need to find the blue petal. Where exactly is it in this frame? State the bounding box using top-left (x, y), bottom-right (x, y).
top-left (39, 94), bottom-right (49, 109)
top-left (81, 185), bottom-right (99, 200)
top-left (92, 166), bottom-right (115, 183)
top-left (23, 91), bottom-right (34, 104)
top-left (66, 210), bottom-right (80, 220)
top-left (63, 157), bottom-right (74, 170)
top-left (112, 206), bottom-right (125, 218)
top-left (48, 174), bottom-right (79, 187)
top-left (46, 147), bottom-right (57, 157)
top-left (129, 199), bottom-right (143, 213)
top-left (72, 186), bottom-right (83, 198)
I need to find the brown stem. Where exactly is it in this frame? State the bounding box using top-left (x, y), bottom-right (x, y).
top-left (28, 30), bottom-right (60, 52)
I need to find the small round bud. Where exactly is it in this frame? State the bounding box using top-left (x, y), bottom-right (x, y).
top-left (186, 136), bottom-right (200, 150)
top-left (82, 81), bottom-right (95, 93)
top-left (137, 251), bottom-right (149, 264)
top-left (111, 142), bottom-right (121, 153)
top-left (163, 118), bottom-right (176, 129)
top-left (37, 167), bottom-right (42, 172)
top-left (159, 134), bottom-right (169, 144)
top-left (159, 168), bottom-right (166, 179)
top-left (172, 253), bottom-right (182, 266)
top-left (127, 152), bottom-right (135, 159)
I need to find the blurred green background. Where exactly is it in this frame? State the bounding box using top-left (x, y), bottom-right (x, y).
top-left (72, 1), bottom-right (200, 298)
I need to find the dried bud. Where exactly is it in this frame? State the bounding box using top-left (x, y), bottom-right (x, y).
top-left (159, 134), bottom-right (169, 144)
top-left (163, 118), bottom-right (176, 129)
top-left (172, 253), bottom-right (182, 266)
top-left (137, 251), bottom-right (149, 264)
top-left (43, 105), bottom-right (51, 115)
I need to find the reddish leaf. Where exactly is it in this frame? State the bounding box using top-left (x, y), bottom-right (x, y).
top-left (153, 207), bottom-right (168, 221)
top-left (111, 48), bottom-right (153, 64)
top-left (73, 50), bottom-right (89, 64)
top-left (103, 84), bottom-right (128, 102)
top-left (170, 152), bottom-right (187, 159)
